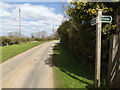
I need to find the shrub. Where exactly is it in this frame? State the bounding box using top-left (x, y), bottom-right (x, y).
top-left (58, 2), bottom-right (119, 75)
top-left (1, 36), bottom-right (35, 46)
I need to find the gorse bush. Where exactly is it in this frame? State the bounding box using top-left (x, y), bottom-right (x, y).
top-left (58, 2), bottom-right (120, 74)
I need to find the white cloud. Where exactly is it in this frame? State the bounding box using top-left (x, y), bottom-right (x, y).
top-left (0, 2), bottom-right (12, 17)
top-left (0, 2), bottom-right (64, 36)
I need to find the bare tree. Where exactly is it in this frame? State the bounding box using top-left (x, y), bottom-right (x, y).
top-left (7, 31), bottom-right (19, 37)
top-left (35, 31), bottom-right (42, 38)
top-left (30, 33), bottom-right (35, 38)
top-left (31, 31), bottom-right (47, 39)
top-left (41, 31), bottom-right (47, 39)
top-left (7, 32), bottom-right (14, 37)
top-left (52, 30), bottom-right (59, 40)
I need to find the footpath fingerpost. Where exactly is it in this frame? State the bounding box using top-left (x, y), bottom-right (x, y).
top-left (91, 9), bottom-right (112, 88)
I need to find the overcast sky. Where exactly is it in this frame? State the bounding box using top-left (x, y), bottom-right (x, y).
top-left (0, 1), bottom-right (69, 36)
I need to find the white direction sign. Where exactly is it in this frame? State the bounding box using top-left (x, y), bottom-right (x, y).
top-left (91, 15), bottom-right (112, 26)
top-left (102, 16), bottom-right (112, 23)
top-left (91, 17), bottom-right (97, 26)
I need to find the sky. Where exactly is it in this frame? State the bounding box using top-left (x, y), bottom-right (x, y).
top-left (1, 0), bottom-right (119, 37)
top-left (0, 1), bottom-right (70, 37)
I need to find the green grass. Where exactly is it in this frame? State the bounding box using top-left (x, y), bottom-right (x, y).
top-left (1, 40), bottom-right (52, 62)
top-left (52, 43), bottom-right (94, 89)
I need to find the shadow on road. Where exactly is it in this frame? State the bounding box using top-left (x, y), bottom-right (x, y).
top-left (45, 54), bottom-right (53, 67)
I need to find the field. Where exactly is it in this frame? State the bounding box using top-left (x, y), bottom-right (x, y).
top-left (1, 40), bottom-right (51, 62)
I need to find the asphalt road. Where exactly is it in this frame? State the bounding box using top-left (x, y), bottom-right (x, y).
top-left (0, 41), bottom-right (58, 88)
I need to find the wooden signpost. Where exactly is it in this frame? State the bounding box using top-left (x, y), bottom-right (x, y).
top-left (91, 9), bottom-right (112, 87)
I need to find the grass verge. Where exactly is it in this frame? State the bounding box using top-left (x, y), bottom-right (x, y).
top-left (52, 43), bottom-right (94, 89)
top-left (1, 40), bottom-right (52, 62)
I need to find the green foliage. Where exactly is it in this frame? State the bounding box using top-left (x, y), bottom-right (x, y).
top-left (53, 43), bottom-right (93, 88)
top-left (1, 36), bottom-right (35, 46)
top-left (58, 21), bottom-right (71, 48)
top-left (58, 2), bottom-right (119, 68)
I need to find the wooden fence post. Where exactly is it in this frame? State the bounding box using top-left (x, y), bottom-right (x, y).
top-left (108, 15), bottom-right (120, 88)
top-left (116, 15), bottom-right (120, 88)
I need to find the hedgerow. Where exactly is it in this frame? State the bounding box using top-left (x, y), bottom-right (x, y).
top-left (0, 36), bottom-right (34, 46)
top-left (57, 2), bottom-right (120, 74)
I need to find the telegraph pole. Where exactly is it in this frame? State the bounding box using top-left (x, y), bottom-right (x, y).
top-left (19, 8), bottom-right (21, 37)
top-left (95, 9), bottom-right (102, 88)
top-left (52, 26), bottom-right (54, 40)
top-left (53, 26), bottom-right (54, 32)
top-left (18, 9), bottom-right (21, 44)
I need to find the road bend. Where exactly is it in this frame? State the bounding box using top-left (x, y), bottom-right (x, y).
top-left (0, 41), bottom-right (58, 88)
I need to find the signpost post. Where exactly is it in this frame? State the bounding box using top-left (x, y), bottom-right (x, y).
top-left (95, 9), bottom-right (102, 88)
top-left (91, 9), bottom-right (112, 88)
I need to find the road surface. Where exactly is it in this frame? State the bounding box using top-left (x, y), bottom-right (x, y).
top-left (0, 41), bottom-right (58, 88)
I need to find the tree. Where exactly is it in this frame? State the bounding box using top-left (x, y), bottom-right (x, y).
top-left (41, 31), bottom-right (47, 39)
top-left (58, 2), bottom-right (119, 68)
top-left (30, 33), bottom-right (35, 38)
top-left (7, 32), bottom-right (14, 37)
top-left (7, 32), bottom-right (20, 37)
top-left (35, 32), bottom-right (42, 38)
top-left (52, 30), bottom-right (60, 40)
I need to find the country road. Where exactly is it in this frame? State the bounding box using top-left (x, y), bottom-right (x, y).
top-left (0, 41), bottom-right (58, 88)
